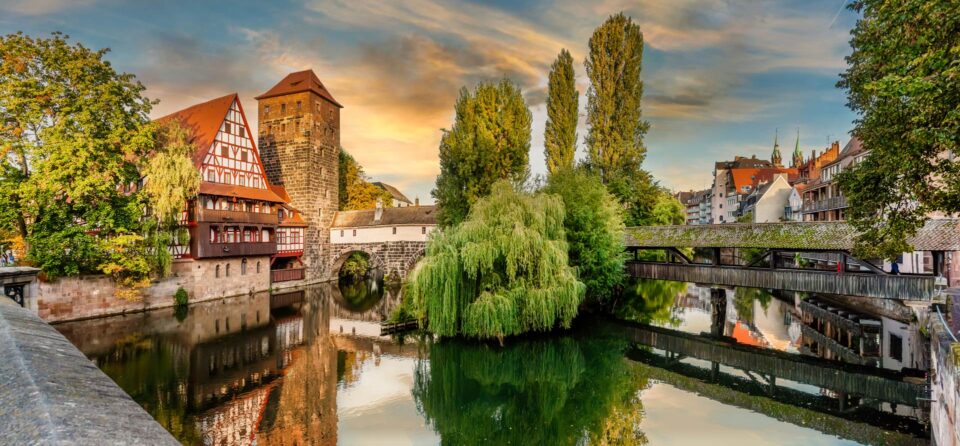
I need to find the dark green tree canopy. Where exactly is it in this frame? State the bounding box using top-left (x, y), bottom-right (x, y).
top-left (837, 0), bottom-right (960, 259)
top-left (584, 13), bottom-right (649, 184)
top-left (544, 49), bottom-right (578, 174)
top-left (0, 32), bottom-right (153, 277)
top-left (432, 79), bottom-right (532, 227)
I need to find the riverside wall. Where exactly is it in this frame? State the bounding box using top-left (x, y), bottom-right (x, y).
top-left (930, 294), bottom-right (960, 446)
top-left (0, 298), bottom-right (177, 444)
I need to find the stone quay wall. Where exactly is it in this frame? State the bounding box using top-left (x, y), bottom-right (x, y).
top-left (0, 298), bottom-right (177, 445)
top-left (37, 256), bottom-right (270, 323)
top-left (930, 296), bottom-right (960, 446)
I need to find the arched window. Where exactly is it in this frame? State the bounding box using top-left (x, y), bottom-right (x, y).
top-left (226, 264), bottom-right (231, 277)
top-left (241, 258), bottom-right (247, 275)
top-left (256, 261), bottom-right (261, 274)
top-left (215, 265), bottom-right (220, 278)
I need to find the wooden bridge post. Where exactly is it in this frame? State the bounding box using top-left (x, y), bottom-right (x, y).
top-left (710, 288), bottom-right (726, 337)
top-left (712, 248), bottom-right (722, 266)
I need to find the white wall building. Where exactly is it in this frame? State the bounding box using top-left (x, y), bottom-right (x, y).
top-left (330, 204), bottom-right (437, 244)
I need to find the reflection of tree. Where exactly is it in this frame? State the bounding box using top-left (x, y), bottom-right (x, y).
top-left (616, 279), bottom-right (686, 327)
top-left (733, 287), bottom-right (772, 325)
top-left (413, 336), bottom-right (649, 445)
top-left (96, 334), bottom-right (201, 444)
top-left (337, 278), bottom-right (385, 312)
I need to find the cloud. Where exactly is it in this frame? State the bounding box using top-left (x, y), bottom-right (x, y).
top-left (0, 0), bottom-right (97, 15)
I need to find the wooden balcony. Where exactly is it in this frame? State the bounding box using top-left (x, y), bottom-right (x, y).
top-left (195, 241), bottom-right (277, 259)
top-left (802, 196), bottom-right (847, 213)
top-left (196, 208), bottom-right (279, 225)
top-left (271, 268), bottom-right (305, 283)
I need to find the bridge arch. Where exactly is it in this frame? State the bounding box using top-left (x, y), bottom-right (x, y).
top-left (329, 247), bottom-right (387, 280)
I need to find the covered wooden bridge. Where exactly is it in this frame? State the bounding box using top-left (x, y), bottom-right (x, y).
top-left (623, 220), bottom-right (960, 300)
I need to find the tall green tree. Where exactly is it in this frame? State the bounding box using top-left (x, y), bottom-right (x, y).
top-left (544, 49), bottom-right (578, 174)
top-left (433, 79), bottom-right (532, 227)
top-left (338, 149), bottom-right (393, 210)
top-left (584, 13), bottom-right (649, 184)
top-left (837, 0), bottom-right (960, 259)
top-left (543, 169), bottom-right (625, 304)
top-left (0, 32), bottom-right (152, 277)
top-left (409, 181), bottom-right (584, 340)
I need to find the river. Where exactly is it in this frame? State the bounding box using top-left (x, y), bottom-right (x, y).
top-left (53, 279), bottom-right (930, 445)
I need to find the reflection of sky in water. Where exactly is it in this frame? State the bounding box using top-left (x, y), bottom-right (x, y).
top-left (338, 353), bottom-right (439, 446)
top-left (640, 383), bottom-right (860, 446)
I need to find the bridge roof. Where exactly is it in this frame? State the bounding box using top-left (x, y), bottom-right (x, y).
top-left (625, 219), bottom-right (960, 251)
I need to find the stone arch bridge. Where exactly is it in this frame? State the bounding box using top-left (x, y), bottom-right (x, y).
top-left (325, 205), bottom-right (437, 282)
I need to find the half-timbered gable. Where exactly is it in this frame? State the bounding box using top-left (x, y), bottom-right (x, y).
top-left (200, 99), bottom-right (269, 190)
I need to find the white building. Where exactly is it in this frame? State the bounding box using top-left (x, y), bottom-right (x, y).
top-left (331, 203), bottom-right (437, 244)
top-left (740, 173), bottom-right (793, 223)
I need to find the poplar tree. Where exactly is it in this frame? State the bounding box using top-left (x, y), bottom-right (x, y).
top-left (433, 79), bottom-right (532, 227)
top-left (584, 13), bottom-right (649, 184)
top-left (837, 0), bottom-right (960, 260)
top-left (544, 49), bottom-right (578, 174)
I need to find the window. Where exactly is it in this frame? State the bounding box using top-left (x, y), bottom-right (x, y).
top-left (296, 101), bottom-right (302, 110)
top-left (261, 229), bottom-right (270, 241)
top-left (241, 150), bottom-right (248, 162)
top-left (422, 226), bottom-right (426, 234)
top-left (256, 261), bottom-right (261, 274)
top-left (295, 120), bottom-right (300, 133)
top-left (392, 227), bottom-right (397, 235)
top-left (238, 125), bottom-right (244, 136)
top-left (241, 258), bottom-right (247, 275)
top-left (340, 230), bottom-right (344, 237)
top-left (889, 333), bottom-right (903, 361)
top-left (210, 228), bottom-right (218, 243)
top-left (281, 123), bottom-right (286, 133)
top-left (224, 122), bottom-right (231, 134)
top-left (215, 265), bottom-right (220, 278)
top-left (264, 105), bottom-right (270, 116)
top-left (205, 197), bottom-right (215, 209)
top-left (225, 264), bottom-right (231, 277)
top-left (207, 170), bottom-right (216, 182)
top-left (353, 229), bottom-right (357, 237)
top-left (278, 209), bottom-right (285, 220)
top-left (281, 103), bottom-right (286, 113)
top-left (221, 145), bottom-right (228, 157)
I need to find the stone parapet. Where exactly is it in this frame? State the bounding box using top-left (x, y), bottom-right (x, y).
top-left (0, 298), bottom-right (177, 445)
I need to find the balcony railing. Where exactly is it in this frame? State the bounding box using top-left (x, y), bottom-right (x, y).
top-left (271, 268), bottom-right (305, 283)
top-left (196, 208), bottom-right (279, 225)
top-left (802, 196), bottom-right (847, 213)
top-left (196, 241), bottom-right (277, 258)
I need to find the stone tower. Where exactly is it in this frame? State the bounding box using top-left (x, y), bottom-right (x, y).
top-left (771, 129), bottom-right (783, 168)
top-left (256, 70), bottom-right (342, 281)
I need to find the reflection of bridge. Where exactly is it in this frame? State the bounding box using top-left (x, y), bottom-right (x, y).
top-left (606, 319), bottom-right (926, 406)
top-left (624, 220), bottom-right (959, 300)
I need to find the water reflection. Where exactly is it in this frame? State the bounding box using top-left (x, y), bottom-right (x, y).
top-left (414, 335), bottom-right (647, 445)
top-left (51, 278), bottom-right (930, 445)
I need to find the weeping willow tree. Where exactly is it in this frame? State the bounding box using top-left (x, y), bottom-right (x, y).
top-left (408, 181), bottom-right (585, 339)
top-left (615, 278), bottom-right (686, 327)
top-left (413, 335), bottom-right (648, 445)
top-left (140, 119), bottom-right (200, 276)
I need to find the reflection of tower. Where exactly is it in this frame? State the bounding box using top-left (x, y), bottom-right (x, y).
top-left (710, 288), bottom-right (727, 337)
top-left (257, 70), bottom-right (343, 281)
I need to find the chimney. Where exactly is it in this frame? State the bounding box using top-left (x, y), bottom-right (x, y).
top-left (374, 197), bottom-right (383, 223)
top-left (832, 141), bottom-right (840, 152)
top-left (415, 197), bottom-right (420, 207)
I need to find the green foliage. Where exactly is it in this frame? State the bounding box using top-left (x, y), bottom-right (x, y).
top-left (836, 0), bottom-right (960, 260)
top-left (413, 334), bottom-right (649, 445)
top-left (732, 287), bottom-right (772, 325)
top-left (605, 170), bottom-right (663, 226)
top-left (338, 149), bottom-right (393, 210)
top-left (584, 13), bottom-right (649, 184)
top-left (339, 251), bottom-right (370, 280)
top-left (544, 49), bottom-right (578, 174)
top-left (615, 278), bottom-right (686, 327)
top-left (433, 79), bottom-right (532, 227)
top-left (409, 181), bottom-right (585, 339)
top-left (173, 287), bottom-right (188, 307)
top-left (98, 231), bottom-right (152, 299)
top-left (0, 32), bottom-right (153, 278)
top-left (543, 169), bottom-right (625, 304)
top-left (737, 211), bottom-right (754, 224)
top-left (648, 193), bottom-right (686, 226)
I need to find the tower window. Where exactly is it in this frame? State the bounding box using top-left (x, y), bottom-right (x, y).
top-left (281, 103), bottom-right (286, 113)
top-left (353, 229), bottom-right (356, 237)
top-left (264, 105), bottom-right (270, 116)
top-left (281, 123), bottom-right (286, 133)
top-left (297, 101), bottom-right (302, 111)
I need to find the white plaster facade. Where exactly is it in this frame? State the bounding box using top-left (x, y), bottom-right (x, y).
top-left (331, 224), bottom-right (436, 244)
top-left (752, 174), bottom-right (793, 223)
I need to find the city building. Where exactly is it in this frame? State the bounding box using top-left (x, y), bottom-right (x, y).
top-left (331, 202), bottom-right (437, 244)
top-left (739, 173), bottom-right (793, 222)
top-left (676, 189), bottom-right (712, 225)
top-left (372, 182), bottom-right (414, 207)
top-left (801, 138), bottom-right (868, 222)
top-left (711, 155), bottom-right (773, 223)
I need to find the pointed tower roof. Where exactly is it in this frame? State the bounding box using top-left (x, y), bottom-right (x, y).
top-left (771, 129), bottom-right (783, 167)
top-left (156, 93), bottom-right (237, 167)
top-left (793, 129), bottom-right (803, 159)
top-left (255, 70), bottom-right (343, 108)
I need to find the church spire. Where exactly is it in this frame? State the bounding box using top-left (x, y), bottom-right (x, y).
top-left (771, 129), bottom-right (783, 168)
top-left (792, 128), bottom-right (803, 167)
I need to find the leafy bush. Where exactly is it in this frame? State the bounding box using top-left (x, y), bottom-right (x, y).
top-left (173, 287), bottom-right (188, 306)
top-left (408, 181), bottom-right (585, 340)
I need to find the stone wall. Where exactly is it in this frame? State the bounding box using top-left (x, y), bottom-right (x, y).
top-left (930, 302), bottom-right (960, 446)
top-left (37, 256), bottom-right (270, 323)
top-left (328, 241), bottom-right (426, 282)
top-left (258, 90), bottom-right (340, 283)
top-left (0, 298), bottom-right (177, 444)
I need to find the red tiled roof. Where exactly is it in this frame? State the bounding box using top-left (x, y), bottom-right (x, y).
top-left (730, 168), bottom-right (798, 193)
top-left (199, 182), bottom-right (285, 203)
top-left (254, 70), bottom-right (343, 108)
top-left (333, 205), bottom-right (437, 228)
top-left (156, 93), bottom-right (237, 168)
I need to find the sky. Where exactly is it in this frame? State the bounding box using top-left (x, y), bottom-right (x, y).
top-left (0, 0), bottom-right (860, 203)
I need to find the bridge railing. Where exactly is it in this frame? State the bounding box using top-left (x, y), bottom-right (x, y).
top-left (626, 261), bottom-right (935, 300)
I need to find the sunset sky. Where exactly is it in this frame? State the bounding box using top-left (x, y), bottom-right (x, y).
top-left (1, 0), bottom-right (860, 203)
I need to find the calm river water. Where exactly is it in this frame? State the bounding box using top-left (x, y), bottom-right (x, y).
top-left (54, 279), bottom-right (929, 445)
